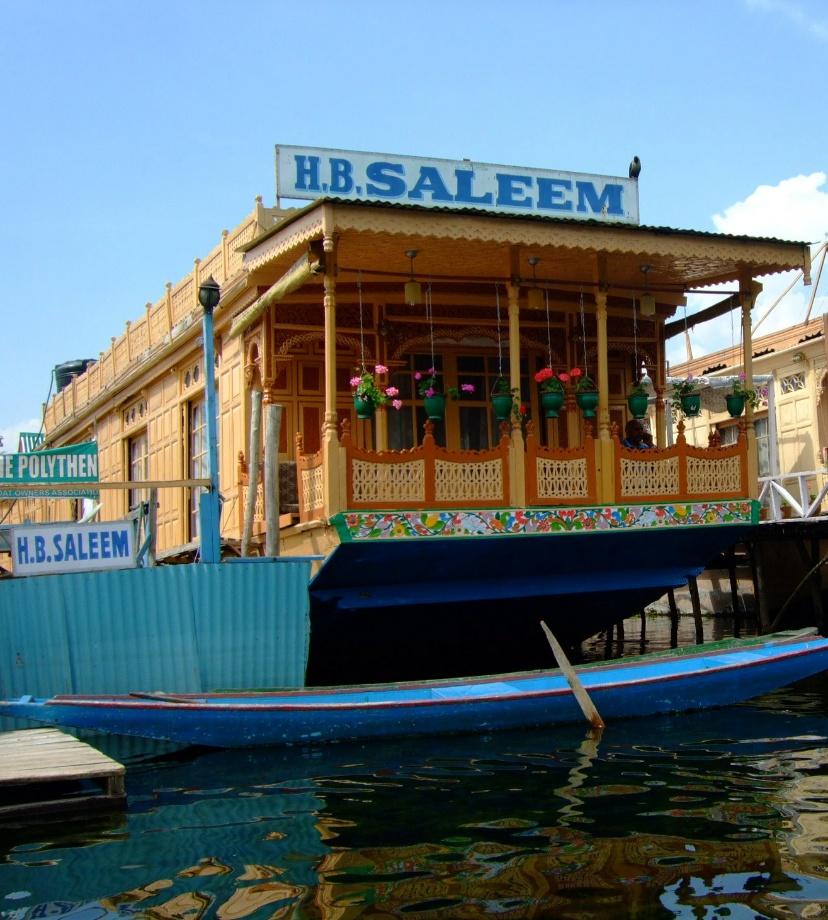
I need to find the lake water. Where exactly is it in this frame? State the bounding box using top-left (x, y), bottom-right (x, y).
top-left (3, 615), bottom-right (828, 919)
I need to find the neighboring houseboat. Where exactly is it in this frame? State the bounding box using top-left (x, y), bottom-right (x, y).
top-left (669, 313), bottom-right (828, 514)
top-left (3, 148), bottom-right (814, 682)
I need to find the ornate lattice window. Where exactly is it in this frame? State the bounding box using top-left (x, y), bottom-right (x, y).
top-left (781, 372), bottom-right (806, 393)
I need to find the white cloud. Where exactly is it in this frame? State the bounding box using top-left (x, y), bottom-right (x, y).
top-left (745, 0), bottom-right (828, 43)
top-left (669, 172), bottom-right (828, 367)
top-left (712, 172), bottom-right (827, 241)
top-left (0, 418), bottom-right (42, 454)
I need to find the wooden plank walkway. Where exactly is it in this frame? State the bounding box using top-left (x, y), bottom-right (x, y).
top-left (0, 728), bottom-right (125, 817)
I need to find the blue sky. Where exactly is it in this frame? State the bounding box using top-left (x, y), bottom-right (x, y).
top-left (1, 0), bottom-right (826, 449)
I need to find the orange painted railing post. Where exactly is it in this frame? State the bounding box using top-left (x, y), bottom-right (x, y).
top-left (423, 421), bottom-right (437, 505)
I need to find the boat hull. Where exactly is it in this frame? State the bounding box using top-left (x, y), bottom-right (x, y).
top-left (2, 632), bottom-right (827, 748)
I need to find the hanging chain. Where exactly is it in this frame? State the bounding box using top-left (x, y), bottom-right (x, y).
top-left (357, 272), bottom-right (366, 373)
top-left (544, 289), bottom-right (552, 367)
top-left (495, 284), bottom-right (503, 377)
top-left (578, 289), bottom-right (588, 372)
top-left (427, 282), bottom-right (436, 374)
top-left (632, 294), bottom-right (639, 381)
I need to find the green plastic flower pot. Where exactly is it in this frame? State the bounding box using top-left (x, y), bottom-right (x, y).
top-left (423, 393), bottom-right (446, 421)
top-left (627, 393), bottom-right (649, 419)
top-left (353, 395), bottom-right (375, 420)
top-left (491, 393), bottom-right (513, 421)
top-left (725, 394), bottom-right (746, 418)
top-left (576, 390), bottom-right (599, 418)
top-left (541, 390), bottom-right (565, 418)
top-left (680, 393), bottom-right (701, 417)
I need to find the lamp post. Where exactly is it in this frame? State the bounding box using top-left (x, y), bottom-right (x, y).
top-left (198, 274), bottom-right (221, 564)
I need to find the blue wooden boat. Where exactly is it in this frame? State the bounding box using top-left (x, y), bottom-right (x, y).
top-left (2, 630), bottom-right (827, 748)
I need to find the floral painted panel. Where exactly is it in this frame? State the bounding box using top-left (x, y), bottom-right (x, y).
top-left (335, 501), bottom-right (755, 542)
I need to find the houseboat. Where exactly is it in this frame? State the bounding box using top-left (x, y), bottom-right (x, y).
top-left (3, 147), bottom-right (813, 684)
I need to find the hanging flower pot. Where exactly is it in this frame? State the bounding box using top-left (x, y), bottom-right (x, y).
top-left (680, 393), bottom-right (701, 417)
top-left (725, 393), bottom-right (746, 417)
top-left (575, 390), bottom-right (599, 418)
top-left (491, 393), bottom-right (514, 421)
top-left (627, 392), bottom-right (649, 419)
top-left (423, 393), bottom-right (446, 421)
top-left (540, 390), bottom-right (565, 418)
top-left (353, 394), bottom-right (375, 420)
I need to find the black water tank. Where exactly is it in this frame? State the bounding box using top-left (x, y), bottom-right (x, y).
top-left (54, 359), bottom-right (95, 393)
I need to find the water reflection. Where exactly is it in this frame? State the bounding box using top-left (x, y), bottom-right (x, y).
top-left (6, 613), bottom-right (828, 918)
top-left (3, 691), bottom-right (828, 918)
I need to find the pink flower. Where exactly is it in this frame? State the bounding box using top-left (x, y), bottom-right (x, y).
top-left (374, 364), bottom-right (389, 374)
top-left (391, 399), bottom-right (403, 410)
top-left (425, 387), bottom-right (436, 397)
top-left (461, 383), bottom-right (475, 393)
top-left (558, 372), bottom-right (570, 384)
top-left (385, 386), bottom-right (399, 397)
top-left (414, 371), bottom-right (422, 381)
top-left (349, 376), bottom-right (362, 388)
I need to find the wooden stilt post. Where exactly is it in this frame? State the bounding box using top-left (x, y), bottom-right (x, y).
top-left (146, 487), bottom-right (157, 567)
top-left (667, 588), bottom-right (679, 648)
top-left (749, 539), bottom-right (767, 630)
top-left (810, 536), bottom-right (825, 630)
top-left (263, 388), bottom-right (282, 558)
top-left (728, 546), bottom-right (741, 638)
top-left (688, 576), bottom-right (704, 644)
top-left (639, 609), bottom-right (647, 651)
top-left (241, 385), bottom-right (263, 557)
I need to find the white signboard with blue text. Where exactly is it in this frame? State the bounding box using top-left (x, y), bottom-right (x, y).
top-left (10, 521), bottom-right (137, 577)
top-left (276, 145), bottom-right (639, 224)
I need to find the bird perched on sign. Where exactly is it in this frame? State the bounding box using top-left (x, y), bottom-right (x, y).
top-left (629, 156), bottom-right (641, 179)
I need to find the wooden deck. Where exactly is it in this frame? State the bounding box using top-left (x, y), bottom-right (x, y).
top-left (0, 728), bottom-right (125, 817)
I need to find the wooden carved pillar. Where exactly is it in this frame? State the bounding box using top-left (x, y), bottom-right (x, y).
top-left (741, 274), bottom-right (759, 498)
top-left (595, 289), bottom-right (615, 502)
top-left (507, 283), bottom-right (525, 506)
top-left (321, 207), bottom-right (342, 517)
top-left (653, 385), bottom-right (665, 449)
top-left (262, 381), bottom-right (282, 556)
top-left (595, 290), bottom-right (610, 441)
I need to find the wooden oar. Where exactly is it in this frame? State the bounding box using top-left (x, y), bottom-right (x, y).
top-left (540, 620), bottom-right (605, 730)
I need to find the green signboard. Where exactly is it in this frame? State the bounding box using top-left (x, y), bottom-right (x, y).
top-left (0, 441), bottom-right (99, 498)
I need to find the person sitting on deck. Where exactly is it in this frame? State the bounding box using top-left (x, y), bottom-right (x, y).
top-left (622, 419), bottom-right (654, 450)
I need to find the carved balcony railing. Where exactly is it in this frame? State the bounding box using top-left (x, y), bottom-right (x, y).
top-left (237, 451), bottom-right (265, 536)
top-left (237, 451), bottom-right (303, 532)
top-left (296, 433), bottom-right (324, 522)
top-left (615, 422), bottom-right (748, 503)
top-left (525, 421), bottom-right (597, 506)
top-left (340, 419), bottom-right (511, 510)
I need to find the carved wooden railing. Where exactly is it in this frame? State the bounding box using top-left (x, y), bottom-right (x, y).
top-left (237, 451), bottom-right (265, 536)
top-left (525, 421), bottom-right (597, 506)
top-left (296, 433), bottom-right (324, 522)
top-left (340, 419), bottom-right (511, 510)
top-left (44, 209), bottom-right (263, 434)
top-left (615, 422), bottom-right (748, 503)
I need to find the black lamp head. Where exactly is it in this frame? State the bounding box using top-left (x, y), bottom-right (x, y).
top-left (198, 275), bottom-right (221, 313)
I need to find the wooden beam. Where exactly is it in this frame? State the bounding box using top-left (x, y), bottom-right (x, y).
top-left (664, 295), bottom-right (737, 340)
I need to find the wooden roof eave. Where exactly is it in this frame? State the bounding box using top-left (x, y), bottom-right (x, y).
top-left (240, 198), bottom-right (809, 303)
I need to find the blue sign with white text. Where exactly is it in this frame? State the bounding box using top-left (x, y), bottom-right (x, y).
top-left (276, 145), bottom-right (639, 224)
top-left (10, 521), bottom-right (137, 577)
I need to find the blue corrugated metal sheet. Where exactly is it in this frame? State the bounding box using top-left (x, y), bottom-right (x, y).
top-left (0, 560), bottom-right (311, 697)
